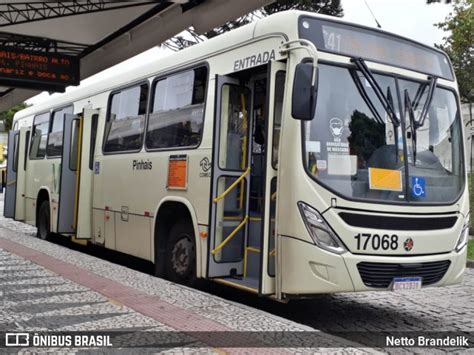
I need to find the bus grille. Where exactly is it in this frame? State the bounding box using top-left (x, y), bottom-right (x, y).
top-left (339, 213), bottom-right (457, 231)
top-left (357, 260), bottom-right (451, 288)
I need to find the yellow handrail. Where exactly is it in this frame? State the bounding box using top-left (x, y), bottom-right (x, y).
top-left (211, 215), bottom-right (248, 255)
top-left (213, 167), bottom-right (250, 203)
top-left (246, 247), bottom-right (261, 253)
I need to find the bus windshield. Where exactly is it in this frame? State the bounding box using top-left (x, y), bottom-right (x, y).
top-left (303, 64), bottom-right (464, 204)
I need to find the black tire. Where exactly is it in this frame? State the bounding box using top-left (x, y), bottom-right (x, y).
top-left (165, 220), bottom-right (197, 286)
top-left (37, 201), bottom-right (52, 241)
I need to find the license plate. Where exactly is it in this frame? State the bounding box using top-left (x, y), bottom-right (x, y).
top-left (392, 277), bottom-right (422, 291)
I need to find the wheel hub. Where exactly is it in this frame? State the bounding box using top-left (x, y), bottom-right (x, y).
top-left (171, 236), bottom-right (193, 275)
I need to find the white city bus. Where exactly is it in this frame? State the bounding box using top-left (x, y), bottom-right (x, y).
top-left (4, 11), bottom-right (468, 299)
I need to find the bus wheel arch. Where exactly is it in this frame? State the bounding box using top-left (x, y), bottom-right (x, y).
top-left (36, 188), bottom-right (52, 240)
top-left (153, 198), bottom-right (202, 283)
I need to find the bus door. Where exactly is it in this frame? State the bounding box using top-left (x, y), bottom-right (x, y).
top-left (14, 127), bottom-right (30, 221)
top-left (76, 109), bottom-right (99, 239)
top-left (4, 129), bottom-right (20, 218)
top-left (208, 75), bottom-right (252, 278)
top-left (57, 113), bottom-right (81, 234)
top-left (259, 61), bottom-right (286, 295)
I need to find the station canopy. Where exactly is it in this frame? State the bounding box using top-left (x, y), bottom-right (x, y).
top-left (0, 0), bottom-right (272, 111)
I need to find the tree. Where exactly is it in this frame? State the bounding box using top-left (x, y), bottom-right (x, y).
top-left (0, 102), bottom-right (29, 131)
top-left (164, 0), bottom-right (343, 51)
top-left (436, 0), bottom-right (473, 102)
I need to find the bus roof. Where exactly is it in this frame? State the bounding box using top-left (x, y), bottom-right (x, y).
top-left (13, 10), bottom-right (449, 123)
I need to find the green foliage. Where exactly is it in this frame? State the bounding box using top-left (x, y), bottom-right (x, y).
top-left (436, 0), bottom-right (473, 102)
top-left (468, 240), bottom-right (474, 260)
top-left (348, 111), bottom-right (386, 162)
top-left (0, 102), bottom-right (29, 131)
top-left (165, 0), bottom-right (343, 50)
top-left (263, 0), bottom-right (343, 16)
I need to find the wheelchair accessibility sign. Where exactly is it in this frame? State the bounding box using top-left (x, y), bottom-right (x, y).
top-left (411, 177), bottom-right (426, 198)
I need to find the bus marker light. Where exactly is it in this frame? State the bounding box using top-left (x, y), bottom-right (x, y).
top-left (200, 231), bottom-right (208, 239)
top-left (144, 211), bottom-right (150, 217)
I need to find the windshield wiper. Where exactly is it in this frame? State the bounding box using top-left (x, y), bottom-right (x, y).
top-left (415, 76), bottom-right (437, 129)
top-left (403, 76), bottom-right (438, 166)
top-left (404, 89), bottom-right (418, 164)
top-left (351, 57), bottom-right (400, 127)
top-left (351, 58), bottom-right (402, 163)
top-left (350, 70), bottom-right (385, 126)
top-left (412, 84), bottom-right (426, 111)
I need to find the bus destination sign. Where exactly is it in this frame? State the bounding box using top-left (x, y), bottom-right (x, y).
top-left (0, 47), bottom-right (80, 92)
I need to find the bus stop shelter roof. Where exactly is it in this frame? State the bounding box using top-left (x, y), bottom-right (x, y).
top-left (0, 0), bottom-right (272, 112)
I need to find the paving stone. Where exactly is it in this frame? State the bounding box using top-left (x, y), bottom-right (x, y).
top-left (0, 200), bottom-right (370, 354)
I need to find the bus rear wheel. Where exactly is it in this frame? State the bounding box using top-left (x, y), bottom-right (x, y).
top-left (37, 201), bottom-right (52, 241)
top-left (165, 220), bottom-right (197, 286)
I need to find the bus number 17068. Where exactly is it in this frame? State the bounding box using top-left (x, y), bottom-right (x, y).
top-left (354, 233), bottom-right (399, 251)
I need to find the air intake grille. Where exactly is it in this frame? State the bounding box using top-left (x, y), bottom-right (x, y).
top-left (357, 260), bottom-right (451, 288)
top-left (339, 213), bottom-right (457, 230)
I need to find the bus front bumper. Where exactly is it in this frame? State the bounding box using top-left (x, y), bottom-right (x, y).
top-left (280, 235), bottom-right (467, 296)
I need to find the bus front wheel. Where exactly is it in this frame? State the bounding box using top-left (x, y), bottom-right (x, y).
top-left (165, 220), bottom-right (197, 286)
top-left (37, 201), bottom-right (52, 241)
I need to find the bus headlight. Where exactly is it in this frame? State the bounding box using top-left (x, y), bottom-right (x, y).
top-left (298, 202), bottom-right (346, 254)
top-left (455, 215), bottom-right (470, 252)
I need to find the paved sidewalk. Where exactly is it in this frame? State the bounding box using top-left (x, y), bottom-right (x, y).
top-left (0, 203), bottom-right (375, 354)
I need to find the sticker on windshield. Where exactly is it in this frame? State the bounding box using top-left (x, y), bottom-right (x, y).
top-left (369, 167), bottom-right (403, 192)
top-left (328, 155), bottom-right (357, 175)
top-left (306, 141), bottom-right (321, 153)
top-left (327, 117), bottom-right (349, 155)
top-left (317, 160), bottom-right (327, 171)
top-left (329, 117), bottom-right (345, 139)
top-left (411, 176), bottom-right (426, 198)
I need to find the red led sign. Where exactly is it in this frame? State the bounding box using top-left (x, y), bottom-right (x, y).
top-left (0, 47), bottom-right (80, 93)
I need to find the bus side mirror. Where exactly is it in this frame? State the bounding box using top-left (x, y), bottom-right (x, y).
top-left (291, 62), bottom-right (317, 121)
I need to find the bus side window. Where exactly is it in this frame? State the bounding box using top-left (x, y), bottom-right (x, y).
top-left (30, 112), bottom-right (50, 159)
top-left (24, 131), bottom-right (30, 171)
top-left (103, 83), bottom-right (148, 153)
top-left (146, 66), bottom-right (208, 150)
top-left (89, 114), bottom-right (99, 170)
top-left (46, 106), bottom-right (73, 157)
top-left (70, 120), bottom-right (80, 171)
top-left (272, 72), bottom-right (285, 169)
top-left (12, 133), bottom-right (19, 173)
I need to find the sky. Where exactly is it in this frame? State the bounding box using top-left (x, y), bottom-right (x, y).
top-left (341, 0), bottom-right (453, 45)
top-left (26, 0), bottom-right (454, 106)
